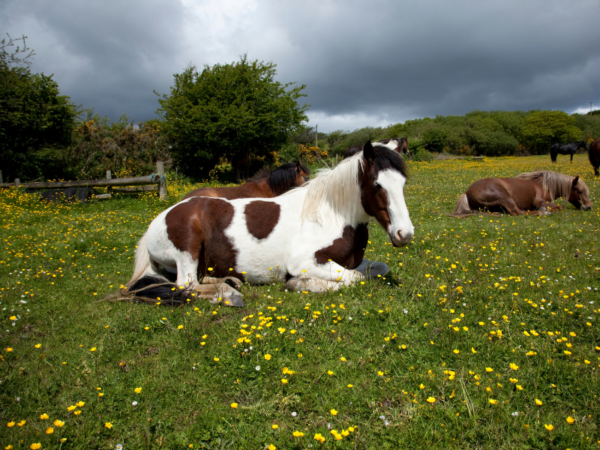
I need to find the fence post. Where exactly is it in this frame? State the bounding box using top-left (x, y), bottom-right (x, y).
top-left (335, 154), bottom-right (338, 166)
top-left (106, 170), bottom-right (112, 194)
top-left (15, 178), bottom-right (20, 188)
top-left (156, 161), bottom-right (168, 201)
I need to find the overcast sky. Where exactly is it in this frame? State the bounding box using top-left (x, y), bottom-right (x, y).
top-left (2, 0), bottom-right (599, 132)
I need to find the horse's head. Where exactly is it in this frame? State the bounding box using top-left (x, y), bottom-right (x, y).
top-left (296, 162), bottom-right (311, 185)
top-left (360, 141), bottom-right (414, 247)
top-left (569, 176), bottom-right (592, 210)
top-left (399, 138), bottom-right (409, 155)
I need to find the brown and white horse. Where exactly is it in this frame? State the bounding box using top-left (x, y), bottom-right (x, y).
top-left (182, 162), bottom-right (310, 200)
top-left (124, 141), bottom-right (413, 306)
top-left (451, 171), bottom-right (591, 217)
top-left (343, 138), bottom-right (409, 159)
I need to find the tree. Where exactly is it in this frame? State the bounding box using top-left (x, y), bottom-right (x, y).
top-left (0, 35), bottom-right (78, 181)
top-left (520, 110), bottom-right (581, 154)
top-left (157, 55), bottom-right (308, 180)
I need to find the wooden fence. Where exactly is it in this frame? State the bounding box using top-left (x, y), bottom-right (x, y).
top-left (0, 162), bottom-right (168, 201)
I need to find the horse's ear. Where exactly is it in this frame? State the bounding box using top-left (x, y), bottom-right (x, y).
top-left (363, 141), bottom-right (375, 164)
top-left (572, 175), bottom-right (580, 186)
top-left (296, 162), bottom-right (301, 173)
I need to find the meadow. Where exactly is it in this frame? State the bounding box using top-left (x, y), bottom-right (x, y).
top-left (0, 154), bottom-right (598, 450)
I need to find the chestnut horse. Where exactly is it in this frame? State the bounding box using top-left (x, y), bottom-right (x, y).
top-left (550, 141), bottom-right (587, 163)
top-left (343, 138), bottom-right (408, 159)
top-left (451, 171), bottom-right (591, 217)
top-left (182, 162), bottom-right (310, 200)
top-left (589, 139), bottom-right (600, 177)
top-left (124, 142), bottom-right (413, 306)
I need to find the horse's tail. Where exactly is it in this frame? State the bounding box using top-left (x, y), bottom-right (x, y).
top-left (450, 193), bottom-right (472, 217)
top-left (120, 233), bottom-right (191, 305)
top-left (125, 232), bottom-right (155, 288)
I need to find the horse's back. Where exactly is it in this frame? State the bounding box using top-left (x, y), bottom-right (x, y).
top-left (182, 182), bottom-right (271, 201)
top-left (466, 177), bottom-right (539, 210)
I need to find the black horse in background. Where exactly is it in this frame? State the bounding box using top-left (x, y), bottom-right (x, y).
top-left (550, 141), bottom-right (587, 163)
top-left (37, 187), bottom-right (95, 203)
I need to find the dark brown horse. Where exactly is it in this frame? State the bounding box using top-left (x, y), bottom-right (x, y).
top-left (182, 162), bottom-right (310, 201)
top-left (343, 138), bottom-right (409, 159)
top-left (589, 138), bottom-right (600, 177)
top-left (451, 171), bottom-right (591, 217)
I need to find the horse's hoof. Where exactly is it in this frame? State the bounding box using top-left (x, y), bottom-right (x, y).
top-left (355, 259), bottom-right (390, 279)
top-left (224, 276), bottom-right (242, 289)
top-left (539, 206), bottom-right (546, 212)
top-left (223, 293), bottom-right (245, 308)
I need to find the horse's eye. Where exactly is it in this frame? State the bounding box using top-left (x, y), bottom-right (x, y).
top-left (374, 182), bottom-right (381, 188)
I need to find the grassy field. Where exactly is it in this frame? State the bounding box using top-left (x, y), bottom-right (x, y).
top-left (0, 154), bottom-right (599, 450)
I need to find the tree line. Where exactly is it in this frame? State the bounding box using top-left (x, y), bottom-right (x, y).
top-left (324, 109), bottom-right (600, 161)
top-left (2, 35), bottom-right (599, 182)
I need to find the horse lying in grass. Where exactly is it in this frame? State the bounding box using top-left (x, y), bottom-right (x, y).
top-left (124, 141), bottom-right (414, 306)
top-left (182, 162), bottom-right (310, 201)
top-left (343, 138), bottom-right (409, 159)
top-left (550, 141), bottom-right (587, 163)
top-left (451, 171), bottom-right (591, 217)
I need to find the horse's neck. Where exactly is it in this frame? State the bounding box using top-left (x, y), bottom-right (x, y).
top-left (376, 142), bottom-right (396, 152)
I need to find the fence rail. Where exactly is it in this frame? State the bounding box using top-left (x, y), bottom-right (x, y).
top-left (0, 162), bottom-right (168, 200)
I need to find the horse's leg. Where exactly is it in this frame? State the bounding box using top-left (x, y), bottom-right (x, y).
top-left (286, 260), bottom-right (364, 292)
top-left (571, 152), bottom-right (574, 162)
top-left (192, 282), bottom-right (245, 307)
top-left (484, 197), bottom-right (524, 216)
top-left (539, 201), bottom-right (562, 212)
top-left (201, 276), bottom-right (242, 289)
top-left (175, 252), bottom-right (201, 290)
top-left (286, 277), bottom-right (348, 293)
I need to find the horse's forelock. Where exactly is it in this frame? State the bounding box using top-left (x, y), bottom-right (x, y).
top-left (577, 177), bottom-right (590, 197)
top-left (372, 146), bottom-right (409, 179)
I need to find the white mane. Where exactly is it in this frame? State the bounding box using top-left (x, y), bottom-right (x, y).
top-left (300, 152), bottom-right (364, 225)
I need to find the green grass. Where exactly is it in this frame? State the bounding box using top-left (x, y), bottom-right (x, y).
top-left (1, 154), bottom-right (599, 449)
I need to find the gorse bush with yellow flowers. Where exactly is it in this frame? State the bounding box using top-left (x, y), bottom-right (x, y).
top-left (0, 154), bottom-right (598, 449)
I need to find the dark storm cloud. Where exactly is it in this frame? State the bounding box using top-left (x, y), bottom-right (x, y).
top-left (1, 0), bottom-right (186, 121)
top-left (2, 0), bottom-right (599, 131)
top-left (258, 0), bottom-right (600, 126)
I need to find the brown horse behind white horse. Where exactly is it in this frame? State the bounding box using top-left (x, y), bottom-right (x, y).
top-left (182, 162), bottom-right (310, 200)
top-left (451, 171), bottom-right (591, 217)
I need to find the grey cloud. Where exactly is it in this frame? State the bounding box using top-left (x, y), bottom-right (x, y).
top-left (2, 0), bottom-right (599, 130)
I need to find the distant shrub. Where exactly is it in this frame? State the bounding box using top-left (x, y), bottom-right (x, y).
top-left (279, 143), bottom-right (300, 162)
top-left (411, 148), bottom-right (435, 162)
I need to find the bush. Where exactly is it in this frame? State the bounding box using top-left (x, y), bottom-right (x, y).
top-left (411, 148), bottom-right (435, 162)
top-left (278, 143), bottom-right (300, 163)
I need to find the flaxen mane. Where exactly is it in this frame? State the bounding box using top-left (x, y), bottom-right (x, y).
top-left (301, 148), bottom-right (407, 225)
top-left (515, 171), bottom-right (589, 200)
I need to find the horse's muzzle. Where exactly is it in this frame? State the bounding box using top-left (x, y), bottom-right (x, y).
top-left (391, 230), bottom-right (413, 247)
top-left (582, 205), bottom-right (592, 211)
